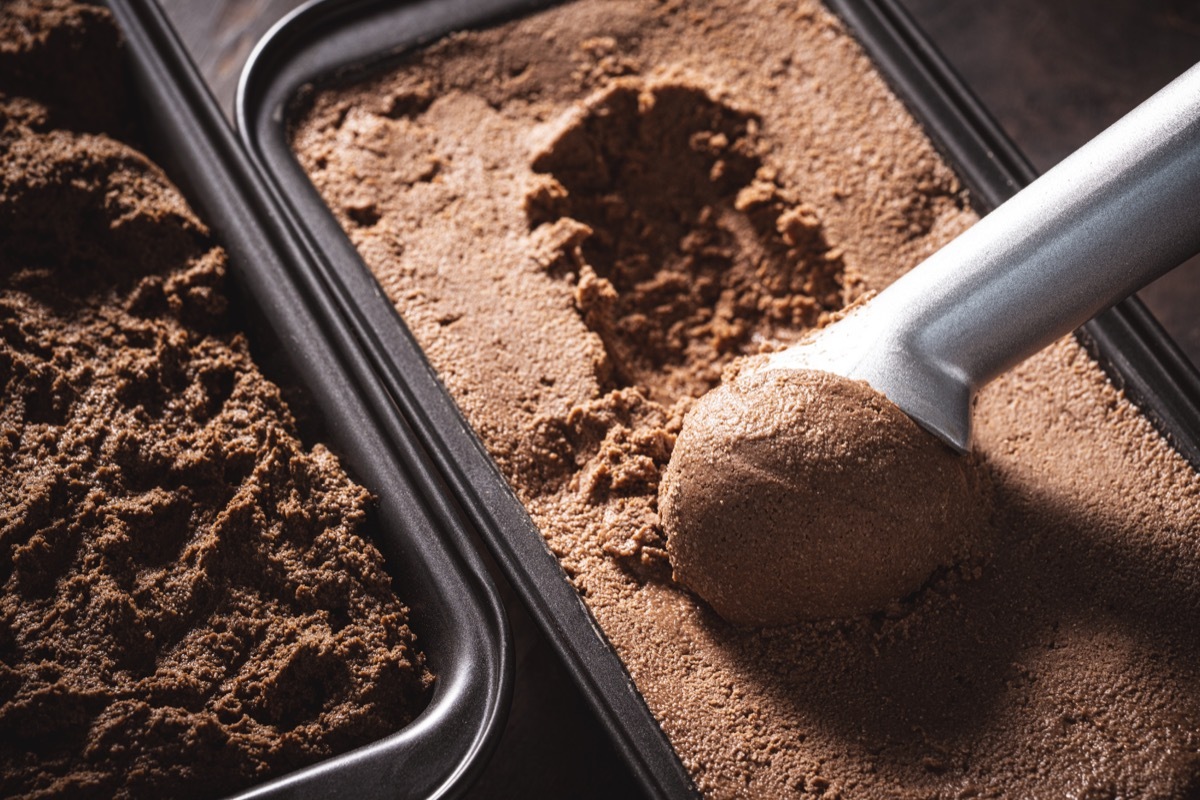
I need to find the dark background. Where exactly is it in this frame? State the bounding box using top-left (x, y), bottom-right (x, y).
top-left (157, 1), bottom-right (1200, 795)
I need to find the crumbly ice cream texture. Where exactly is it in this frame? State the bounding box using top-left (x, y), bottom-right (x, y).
top-left (661, 366), bottom-right (980, 625)
top-left (293, 0), bottom-right (1200, 796)
top-left (0, 3), bottom-right (432, 798)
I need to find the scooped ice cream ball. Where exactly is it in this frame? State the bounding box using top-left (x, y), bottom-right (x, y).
top-left (659, 366), bottom-right (979, 626)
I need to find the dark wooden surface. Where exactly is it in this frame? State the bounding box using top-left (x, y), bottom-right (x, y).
top-left (157, 1), bottom-right (1200, 797)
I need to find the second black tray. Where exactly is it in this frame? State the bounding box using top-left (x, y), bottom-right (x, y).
top-left (107, 1), bottom-right (514, 797)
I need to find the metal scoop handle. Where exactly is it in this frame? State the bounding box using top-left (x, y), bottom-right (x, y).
top-left (769, 62), bottom-right (1200, 451)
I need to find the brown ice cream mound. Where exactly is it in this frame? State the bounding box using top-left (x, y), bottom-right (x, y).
top-left (662, 367), bottom-right (976, 625)
top-left (0, 3), bottom-right (432, 798)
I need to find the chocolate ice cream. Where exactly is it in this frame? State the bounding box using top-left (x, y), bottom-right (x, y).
top-left (293, 0), bottom-right (1200, 796)
top-left (0, 3), bottom-right (432, 798)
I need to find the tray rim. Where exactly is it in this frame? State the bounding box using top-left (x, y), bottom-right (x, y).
top-left (105, 2), bottom-right (514, 798)
top-left (235, 1), bottom-right (1200, 797)
top-left (238, 0), bottom-right (697, 796)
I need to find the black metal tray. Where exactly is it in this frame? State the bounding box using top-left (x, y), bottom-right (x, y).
top-left (105, 2), bottom-right (513, 798)
top-left (235, 1), bottom-right (1200, 798)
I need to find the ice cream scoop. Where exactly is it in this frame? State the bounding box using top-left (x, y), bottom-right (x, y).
top-left (661, 63), bottom-right (1200, 626)
top-left (768, 62), bottom-right (1200, 453)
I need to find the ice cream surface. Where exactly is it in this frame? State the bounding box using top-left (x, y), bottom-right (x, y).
top-left (661, 366), bottom-right (979, 625)
top-left (293, 0), bottom-right (1200, 796)
top-left (0, 3), bottom-right (432, 798)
